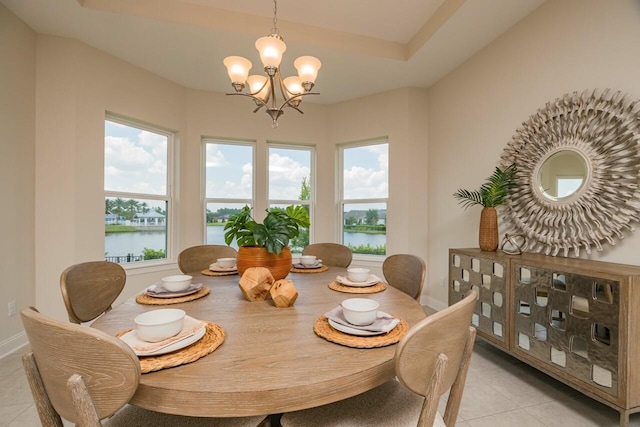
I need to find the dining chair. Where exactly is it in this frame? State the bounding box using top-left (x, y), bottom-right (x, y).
top-left (60, 261), bottom-right (126, 324)
top-left (302, 243), bottom-right (352, 268)
top-left (178, 244), bottom-right (238, 274)
top-left (280, 290), bottom-right (477, 427)
top-left (21, 306), bottom-right (268, 427)
top-left (382, 254), bottom-right (426, 301)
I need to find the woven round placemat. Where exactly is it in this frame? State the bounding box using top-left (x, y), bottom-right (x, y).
top-left (201, 269), bottom-right (238, 276)
top-left (328, 281), bottom-right (387, 294)
top-left (290, 265), bottom-right (329, 273)
top-left (117, 322), bottom-right (224, 373)
top-left (314, 315), bottom-right (409, 348)
top-left (135, 286), bottom-right (210, 305)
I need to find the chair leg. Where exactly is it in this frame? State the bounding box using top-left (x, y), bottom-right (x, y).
top-left (67, 374), bottom-right (102, 427)
top-left (22, 352), bottom-right (64, 427)
top-left (442, 326), bottom-right (477, 426)
top-left (417, 353), bottom-right (447, 427)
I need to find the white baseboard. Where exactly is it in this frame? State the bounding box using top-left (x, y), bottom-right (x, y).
top-left (421, 296), bottom-right (447, 312)
top-left (0, 331), bottom-right (29, 359)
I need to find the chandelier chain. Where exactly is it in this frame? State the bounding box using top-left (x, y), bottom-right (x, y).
top-left (271, 0), bottom-right (278, 35)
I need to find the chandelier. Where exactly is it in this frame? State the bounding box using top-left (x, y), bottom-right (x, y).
top-left (223, 0), bottom-right (321, 128)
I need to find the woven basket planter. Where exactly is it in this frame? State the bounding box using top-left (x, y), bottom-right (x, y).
top-left (479, 207), bottom-right (499, 251)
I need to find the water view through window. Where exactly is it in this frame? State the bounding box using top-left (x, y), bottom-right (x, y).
top-left (104, 117), bottom-right (171, 264)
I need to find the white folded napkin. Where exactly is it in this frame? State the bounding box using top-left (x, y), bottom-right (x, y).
top-left (147, 282), bottom-right (202, 296)
top-left (120, 315), bottom-right (206, 354)
top-left (324, 306), bottom-right (399, 333)
top-left (335, 274), bottom-right (381, 286)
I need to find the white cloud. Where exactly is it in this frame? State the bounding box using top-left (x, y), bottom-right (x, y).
top-left (268, 153), bottom-right (310, 199)
top-left (104, 134), bottom-right (167, 194)
top-left (206, 144), bottom-right (228, 167)
top-left (344, 165), bottom-right (388, 199)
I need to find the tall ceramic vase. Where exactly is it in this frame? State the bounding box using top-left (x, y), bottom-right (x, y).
top-left (479, 207), bottom-right (499, 251)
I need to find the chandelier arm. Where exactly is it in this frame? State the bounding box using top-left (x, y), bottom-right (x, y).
top-left (226, 92), bottom-right (267, 112)
top-left (277, 92), bottom-right (319, 112)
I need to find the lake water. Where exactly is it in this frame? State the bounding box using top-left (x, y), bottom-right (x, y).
top-left (105, 227), bottom-right (386, 257)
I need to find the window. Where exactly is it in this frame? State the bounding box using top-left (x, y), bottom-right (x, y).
top-left (204, 140), bottom-right (254, 246)
top-left (268, 144), bottom-right (314, 252)
top-left (339, 141), bottom-right (388, 256)
top-left (104, 115), bottom-right (173, 265)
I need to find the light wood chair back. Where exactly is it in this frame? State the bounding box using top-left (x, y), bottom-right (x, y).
top-left (280, 290), bottom-right (477, 427)
top-left (21, 306), bottom-right (140, 426)
top-left (60, 261), bottom-right (126, 324)
top-left (382, 254), bottom-right (426, 300)
top-left (302, 243), bottom-right (352, 267)
top-left (395, 290), bottom-right (477, 426)
top-left (178, 244), bottom-right (237, 274)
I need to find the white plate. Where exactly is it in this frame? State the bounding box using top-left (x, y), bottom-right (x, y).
top-left (336, 274), bottom-right (380, 287)
top-left (209, 263), bottom-right (238, 272)
top-left (146, 283), bottom-right (202, 298)
top-left (328, 319), bottom-right (387, 336)
top-left (122, 326), bottom-right (206, 356)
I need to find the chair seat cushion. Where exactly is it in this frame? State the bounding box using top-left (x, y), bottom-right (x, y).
top-left (106, 404), bottom-right (267, 426)
top-left (281, 379), bottom-right (446, 426)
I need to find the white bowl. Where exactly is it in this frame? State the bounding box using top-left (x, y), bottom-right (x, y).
top-left (217, 257), bottom-right (236, 269)
top-left (341, 298), bottom-right (380, 326)
top-left (347, 268), bottom-right (370, 283)
top-left (161, 274), bottom-right (192, 292)
top-left (135, 308), bottom-right (185, 342)
top-left (291, 254), bottom-right (302, 265)
top-left (301, 255), bottom-right (317, 266)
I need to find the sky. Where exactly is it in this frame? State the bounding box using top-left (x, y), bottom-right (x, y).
top-left (104, 119), bottom-right (388, 209)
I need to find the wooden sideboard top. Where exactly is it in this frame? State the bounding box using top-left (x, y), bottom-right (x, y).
top-left (450, 248), bottom-right (640, 278)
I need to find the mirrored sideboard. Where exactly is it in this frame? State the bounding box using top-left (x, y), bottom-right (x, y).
top-left (449, 248), bottom-right (640, 427)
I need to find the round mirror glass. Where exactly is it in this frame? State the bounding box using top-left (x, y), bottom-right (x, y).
top-left (537, 150), bottom-right (588, 201)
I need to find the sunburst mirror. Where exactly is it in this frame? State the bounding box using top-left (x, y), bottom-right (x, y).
top-left (500, 89), bottom-right (640, 256)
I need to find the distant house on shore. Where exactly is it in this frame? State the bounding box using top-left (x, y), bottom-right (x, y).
top-left (133, 211), bottom-right (166, 226)
top-left (105, 213), bottom-right (119, 225)
top-left (343, 209), bottom-right (387, 225)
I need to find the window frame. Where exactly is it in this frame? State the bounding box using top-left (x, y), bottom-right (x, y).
top-left (267, 142), bottom-right (316, 244)
top-left (338, 139), bottom-right (389, 261)
top-left (104, 113), bottom-right (176, 268)
top-left (202, 138), bottom-right (256, 245)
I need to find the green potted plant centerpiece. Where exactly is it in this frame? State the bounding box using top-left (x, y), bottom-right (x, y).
top-left (453, 164), bottom-right (517, 251)
top-left (224, 205), bottom-right (310, 279)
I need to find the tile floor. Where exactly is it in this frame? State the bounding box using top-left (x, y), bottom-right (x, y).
top-left (2, 340), bottom-right (640, 426)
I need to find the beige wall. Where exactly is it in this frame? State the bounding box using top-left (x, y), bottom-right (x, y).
top-left (0, 3), bottom-right (36, 354)
top-left (426, 0), bottom-right (640, 308)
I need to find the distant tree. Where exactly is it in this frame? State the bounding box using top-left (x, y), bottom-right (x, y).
top-left (105, 198), bottom-right (116, 214)
top-left (291, 177), bottom-right (311, 250)
top-left (365, 209), bottom-right (378, 225)
top-left (344, 216), bottom-right (357, 227)
top-left (299, 176), bottom-right (310, 201)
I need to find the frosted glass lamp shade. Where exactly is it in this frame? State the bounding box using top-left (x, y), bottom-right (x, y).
top-left (283, 76), bottom-right (303, 95)
top-left (223, 56), bottom-right (252, 84)
top-left (247, 75), bottom-right (269, 101)
top-left (255, 36), bottom-right (286, 69)
top-left (294, 56), bottom-right (321, 84)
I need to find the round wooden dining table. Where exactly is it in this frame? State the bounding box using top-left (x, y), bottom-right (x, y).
top-left (91, 266), bottom-right (427, 418)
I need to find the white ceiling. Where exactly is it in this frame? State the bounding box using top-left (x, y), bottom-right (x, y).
top-left (1, 0), bottom-right (545, 104)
